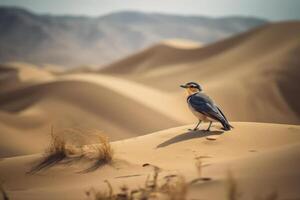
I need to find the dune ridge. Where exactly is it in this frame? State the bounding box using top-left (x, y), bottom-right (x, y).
top-left (0, 122), bottom-right (300, 200)
top-left (102, 22), bottom-right (300, 75)
top-left (101, 21), bottom-right (300, 125)
top-left (0, 22), bottom-right (299, 159)
top-left (0, 74), bottom-right (191, 157)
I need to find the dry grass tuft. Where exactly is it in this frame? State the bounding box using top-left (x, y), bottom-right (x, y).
top-left (29, 128), bottom-right (114, 173)
top-left (81, 135), bottom-right (114, 173)
top-left (189, 157), bottom-right (212, 185)
top-left (160, 175), bottom-right (187, 200)
top-left (28, 128), bottom-right (68, 173)
top-left (85, 160), bottom-right (282, 200)
top-left (86, 167), bottom-right (187, 200)
top-left (86, 180), bottom-right (114, 200)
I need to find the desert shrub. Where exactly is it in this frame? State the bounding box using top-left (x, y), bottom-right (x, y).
top-left (29, 128), bottom-right (113, 173)
top-left (81, 135), bottom-right (114, 172)
top-left (86, 166), bottom-right (187, 200)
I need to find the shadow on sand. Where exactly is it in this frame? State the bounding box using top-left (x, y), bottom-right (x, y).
top-left (28, 153), bottom-right (111, 174)
top-left (27, 152), bottom-right (87, 174)
top-left (28, 154), bottom-right (111, 174)
top-left (156, 129), bottom-right (224, 148)
top-left (78, 159), bottom-right (111, 173)
top-left (28, 152), bottom-right (67, 174)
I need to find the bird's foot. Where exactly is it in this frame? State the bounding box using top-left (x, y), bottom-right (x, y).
top-left (188, 128), bottom-right (199, 131)
top-left (206, 128), bottom-right (211, 132)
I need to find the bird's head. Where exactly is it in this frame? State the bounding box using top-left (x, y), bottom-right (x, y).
top-left (180, 82), bottom-right (202, 95)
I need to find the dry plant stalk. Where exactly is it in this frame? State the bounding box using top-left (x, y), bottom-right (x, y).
top-left (96, 135), bottom-right (114, 164)
top-left (226, 170), bottom-right (241, 200)
top-left (81, 135), bottom-right (114, 172)
top-left (84, 159), bottom-right (280, 200)
top-left (48, 130), bottom-right (67, 156)
top-left (195, 157), bottom-right (202, 177)
top-left (87, 168), bottom-right (187, 200)
top-left (160, 175), bottom-right (187, 200)
top-left (28, 128), bottom-right (68, 173)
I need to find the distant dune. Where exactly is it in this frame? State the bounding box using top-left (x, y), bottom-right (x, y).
top-left (0, 62), bottom-right (54, 91)
top-left (102, 22), bottom-right (300, 124)
top-left (101, 39), bottom-right (204, 73)
top-left (161, 38), bottom-right (202, 49)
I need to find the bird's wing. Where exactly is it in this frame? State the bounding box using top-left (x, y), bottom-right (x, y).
top-left (188, 93), bottom-right (226, 123)
top-left (217, 106), bottom-right (229, 122)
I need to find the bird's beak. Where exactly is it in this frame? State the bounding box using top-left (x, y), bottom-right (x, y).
top-left (180, 85), bottom-right (187, 88)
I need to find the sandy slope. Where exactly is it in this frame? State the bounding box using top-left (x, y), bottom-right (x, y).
top-left (0, 72), bottom-right (192, 157)
top-left (0, 62), bottom-right (54, 92)
top-left (1, 22), bottom-right (299, 158)
top-left (161, 39), bottom-right (201, 49)
top-left (101, 22), bottom-right (300, 124)
top-left (0, 122), bottom-right (299, 200)
top-left (101, 40), bottom-right (204, 74)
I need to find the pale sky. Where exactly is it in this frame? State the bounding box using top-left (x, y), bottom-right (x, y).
top-left (0, 0), bottom-right (300, 21)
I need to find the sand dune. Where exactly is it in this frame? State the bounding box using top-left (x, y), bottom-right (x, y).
top-left (0, 22), bottom-right (299, 158)
top-left (102, 22), bottom-right (300, 75)
top-left (0, 72), bottom-right (193, 157)
top-left (101, 22), bottom-right (300, 124)
top-left (0, 122), bottom-right (299, 200)
top-left (160, 39), bottom-right (201, 49)
top-left (0, 19), bottom-right (299, 200)
top-left (101, 40), bottom-right (204, 74)
top-left (0, 62), bottom-right (54, 92)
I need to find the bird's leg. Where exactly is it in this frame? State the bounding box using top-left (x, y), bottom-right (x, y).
top-left (206, 122), bottom-right (212, 131)
top-left (189, 120), bottom-right (201, 131)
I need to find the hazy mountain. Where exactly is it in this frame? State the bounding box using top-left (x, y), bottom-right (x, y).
top-left (0, 7), bottom-right (267, 67)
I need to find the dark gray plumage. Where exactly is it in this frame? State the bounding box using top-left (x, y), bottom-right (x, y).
top-left (180, 82), bottom-right (233, 131)
top-left (188, 93), bottom-right (232, 131)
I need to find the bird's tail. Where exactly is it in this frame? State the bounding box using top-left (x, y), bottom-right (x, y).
top-left (216, 107), bottom-right (233, 131)
top-left (221, 120), bottom-right (234, 131)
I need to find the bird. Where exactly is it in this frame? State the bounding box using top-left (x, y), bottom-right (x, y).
top-left (180, 82), bottom-right (233, 131)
